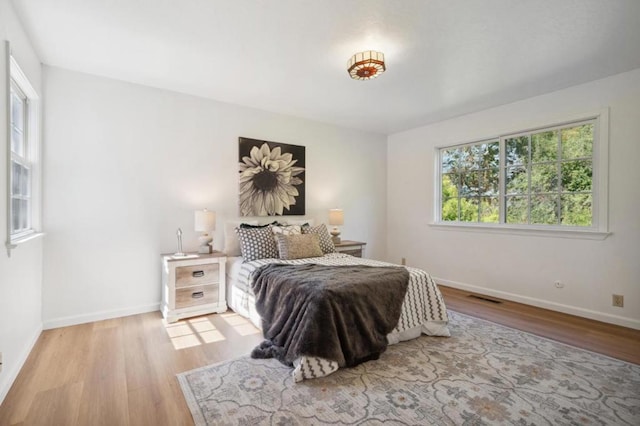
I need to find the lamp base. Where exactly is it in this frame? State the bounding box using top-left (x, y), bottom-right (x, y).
top-left (198, 245), bottom-right (212, 254)
top-left (330, 227), bottom-right (341, 244)
top-left (198, 234), bottom-right (213, 254)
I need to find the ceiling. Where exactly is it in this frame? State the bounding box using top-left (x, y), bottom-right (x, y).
top-left (11, 0), bottom-right (640, 135)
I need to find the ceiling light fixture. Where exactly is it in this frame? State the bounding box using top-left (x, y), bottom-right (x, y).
top-left (347, 50), bottom-right (386, 80)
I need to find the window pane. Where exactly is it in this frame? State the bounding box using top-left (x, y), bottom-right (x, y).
top-left (460, 146), bottom-right (477, 170)
top-left (11, 161), bottom-right (21, 195)
top-left (562, 124), bottom-right (593, 160)
top-left (459, 197), bottom-right (479, 222)
top-left (506, 196), bottom-right (528, 224)
top-left (441, 148), bottom-right (459, 173)
top-left (11, 199), bottom-right (20, 232)
top-left (441, 173), bottom-right (458, 199)
top-left (530, 195), bottom-right (559, 225)
top-left (441, 198), bottom-right (458, 221)
top-left (531, 130), bottom-right (558, 163)
top-left (480, 168), bottom-right (499, 196)
top-left (506, 136), bottom-right (529, 166)
top-left (479, 142), bottom-right (500, 169)
top-left (531, 163), bottom-right (558, 193)
top-left (561, 160), bottom-right (592, 192)
top-left (11, 126), bottom-right (24, 156)
top-left (466, 145), bottom-right (481, 170)
top-left (10, 89), bottom-right (25, 156)
top-left (480, 197), bottom-right (499, 223)
top-left (561, 194), bottom-right (592, 226)
top-left (11, 90), bottom-right (24, 131)
top-left (506, 166), bottom-right (528, 194)
top-left (460, 171), bottom-right (480, 196)
top-left (20, 165), bottom-right (30, 196)
top-left (20, 199), bottom-right (29, 230)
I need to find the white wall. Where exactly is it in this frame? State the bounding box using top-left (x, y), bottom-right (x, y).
top-left (387, 68), bottom-right (640, 329)
top-left (42, 66), bottom-right (387, 328)
top-left (0, 0), bottom-right (43, 403)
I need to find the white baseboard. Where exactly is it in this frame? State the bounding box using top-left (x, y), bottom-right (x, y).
top-left (435, 277), bottom-right (640, 330)
top-left (0, 323), bottom-right (43, 405)
top-left (43, 302), bottom-right (160, 330)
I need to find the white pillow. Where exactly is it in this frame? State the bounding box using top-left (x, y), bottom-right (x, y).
top-left (282, 218), bottom-right (315, 226)
top-left (272, 224), bottom-right (302, 236)
top-left (224, 220), bottom-right (258, 256)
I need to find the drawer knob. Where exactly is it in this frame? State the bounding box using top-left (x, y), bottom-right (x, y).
top-left (191, 291), bottom-right (204, 299)
top-left (192, 270), bottom-right (205, 278)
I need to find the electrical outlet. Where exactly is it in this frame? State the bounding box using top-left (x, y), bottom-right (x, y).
top-left (612, 294), bottom-right (624, 308)
top-left (401, 257), bottom-right (406, 266)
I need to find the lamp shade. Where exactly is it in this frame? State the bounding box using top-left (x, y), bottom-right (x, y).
top-left (328, 209), bottom-right (344, 226)
top-left (347, 50), bottom-right (386, 80)
top-left (194, 209), bottom-right (216, 232)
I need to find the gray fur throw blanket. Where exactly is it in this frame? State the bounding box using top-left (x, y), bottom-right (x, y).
top-left (250, 263), bottom-right (409, 368)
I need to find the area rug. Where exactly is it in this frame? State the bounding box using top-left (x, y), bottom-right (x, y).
top-left (177, 311), bottom-right (640, 425)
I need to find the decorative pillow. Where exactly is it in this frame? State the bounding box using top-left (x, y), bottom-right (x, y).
top-left (271, 224), bottom-right (302, 236)
top-left (224, 220), bottom-right (258, 256)
top-left (275, 233), bottom-right (323, 260)
top-left (240, 221), bottom-right (280, 229)
top-left (301, 223), bottom-right (336, 254)
top-left (236, 225), bottom-right (279, 262)
top-left (283, 219), bottom-right (315, 227)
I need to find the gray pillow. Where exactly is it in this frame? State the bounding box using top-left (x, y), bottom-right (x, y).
top-left (301, 223), bottom-right (336, 254)
top-left (236, 225), bottom-right (279, 261)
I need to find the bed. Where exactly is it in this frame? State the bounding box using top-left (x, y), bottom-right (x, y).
top-left (226, 247), bottom-right (450, 381)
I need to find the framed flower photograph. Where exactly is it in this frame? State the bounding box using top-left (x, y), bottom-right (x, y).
top-left (238, 137), bottom-right (306, 216)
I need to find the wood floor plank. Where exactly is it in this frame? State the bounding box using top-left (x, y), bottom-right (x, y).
top-left (22, 382), bottom-right (83, 426)
top-left (0, 324), bottom-right (92, 425)
top-left (1, 292), bottom-right (638, 425)
top-left (76, 326), bottom-right (129, 426)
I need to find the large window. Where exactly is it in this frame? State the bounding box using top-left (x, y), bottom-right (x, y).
top-left (5, 43), bottom-right (41, 255)
top-left (438, 118), bottom-right (603, 232)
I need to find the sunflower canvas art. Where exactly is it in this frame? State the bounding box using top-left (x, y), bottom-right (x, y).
top-left (238, 137), bottom-right (306, 216)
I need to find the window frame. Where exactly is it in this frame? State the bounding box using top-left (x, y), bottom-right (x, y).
top-left (433, 110), bottom-right (610, 240)
top-left (5, 41), bottom-right (43, 256)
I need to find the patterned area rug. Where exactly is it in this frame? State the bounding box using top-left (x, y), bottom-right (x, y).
top-left (177, 311), bottom-right (640, 425)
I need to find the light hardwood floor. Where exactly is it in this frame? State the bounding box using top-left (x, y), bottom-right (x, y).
top-left (1, 286), bottom-right (638, 425)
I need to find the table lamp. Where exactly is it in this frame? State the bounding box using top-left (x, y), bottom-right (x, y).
top-left (195, 209), bottom-right (216, 254)
top-left (328, 208), bottom-right (344, 244)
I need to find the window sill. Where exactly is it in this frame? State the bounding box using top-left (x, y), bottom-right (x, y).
top-left (6, 232), bottom-right (45, 255)
top-left (429, 222), bottom-right (610, 240)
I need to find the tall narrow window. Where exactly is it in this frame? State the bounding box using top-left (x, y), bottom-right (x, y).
top-left (437, 118), bottom-right (602, 233)
top-left (5, 42), bottom-right (41, 255)
top-left (10, 81), bottom-right (31, 236)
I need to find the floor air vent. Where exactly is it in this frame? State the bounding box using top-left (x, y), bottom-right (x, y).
top-left (468, 294), bottom-right (503, 304)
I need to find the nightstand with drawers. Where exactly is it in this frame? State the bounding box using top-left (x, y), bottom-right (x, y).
top-left (161, 252), bottom-right (227, 323)
top-left (334, 240), bottom-right (367, 258)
